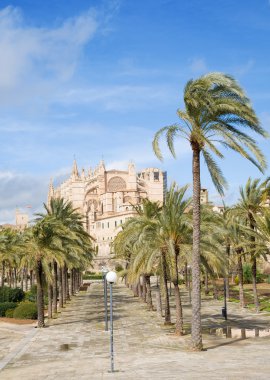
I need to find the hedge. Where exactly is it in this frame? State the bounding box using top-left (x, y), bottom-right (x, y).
top-left (0, 302), bottom-right (17, 317)
top-left (0, 287), bottom-right (25, 303)
top-left (13, 302), bottom-right (38, 320)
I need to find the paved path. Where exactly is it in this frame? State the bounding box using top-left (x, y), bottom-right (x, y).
top-left (0, 282), bottom-right (270, 379)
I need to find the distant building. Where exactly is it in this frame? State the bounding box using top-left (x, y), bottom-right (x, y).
top-left (0, 209), bottom-right (29, 232)
top-left (200, 188), bottom-right (209, 204)
top-left (48, 160), bottom-right (166, 268)
top-left (15, 209), bottom-right (29, 230)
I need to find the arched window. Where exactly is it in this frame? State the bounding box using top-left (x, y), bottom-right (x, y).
top-left (107, 176), bottom-right (126, 192)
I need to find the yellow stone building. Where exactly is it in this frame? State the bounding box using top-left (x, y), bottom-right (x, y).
top-left (48, 160), bottom-right (166, 268)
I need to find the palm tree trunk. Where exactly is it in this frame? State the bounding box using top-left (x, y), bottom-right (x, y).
top-left (52, 260), bottom-right (58, 314)
top-left (47, 263), bottom-right (53, 319)
top-left (14, 268), bottom-right (17, 288)
top-left (36, 259), bottom-right (45, 327)
top-left (173, 251), bottom-right (184, 335)
top-left (191, 144), bottom-right (203, 351)
top-left (48, 283), bottom-right (53, 319)
top-left (225, 244), bottom-right (230, 299)
top-left (62, 266), bottom-right (67, 304)
top-left (59, 267), bottom-right (64, 308)
top-left (249, 216), bottom-right (259, 313)
top-left (145, 275), bottom-right (153, 310)
top-left (1, 261), bottom-right (5, 287)
top-left (156, 284), bottom-right (163, 317)
top-left (20, 269), bottom-right (24, 290)
top-left (71, 268), bottom-right (75, 295)
top-left (24, 267), bottom-right (28, 291)
top-left (66, 268), bottom-right (70, 301)
top-left (184, 262), bottom-right (188, 289)
top-left (30, 269), bottom-right (33, 288)
top-left (161, 250), bottom-right (171, 324)
top-left (237, 253), bottom-right (245, 308)
top-left (204, 271), bottom-right (209, 295)
top-left (132, 283), bottom-right (139, 297)
top-left (251, 257), bottom-right (259, 312)
top-left (142, 274), bottom-right (147, 302)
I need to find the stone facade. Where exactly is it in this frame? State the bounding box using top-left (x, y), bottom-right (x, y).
top-left (49, 161), bottom-right (167, 268)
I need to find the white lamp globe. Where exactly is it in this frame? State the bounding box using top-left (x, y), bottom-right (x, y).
top-left (106, 271), bottom-right (117, 284)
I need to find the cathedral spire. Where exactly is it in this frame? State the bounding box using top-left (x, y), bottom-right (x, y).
top-left (72, 158), bottom-right (79, 179)
top-left (47, 178), bottom-right (54, 205)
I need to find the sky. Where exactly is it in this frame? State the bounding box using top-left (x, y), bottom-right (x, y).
top-left (1, 0), bottom-right (270, 223)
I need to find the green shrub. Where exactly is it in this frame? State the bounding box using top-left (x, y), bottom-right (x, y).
top-left (24, 285), bottom-right (37, 302)
top-left (82, 274), bottom-right (103, 280)
top-left (0, 302), bottom-right (17, 316)
top-left (115, 264), bottom-right (124, 272)
top-left (243, 264), bottom-right (252, 284)
top-left (5, 308), bottom-right (15, 318)
top-left (0, 286), bottom-right (25, 303)
top-left (234, 275), bottom-right (239, 285)
top-left (13, 302), bottom-right (37, 320)
top-left (256, 272), bottom-right (264, 284)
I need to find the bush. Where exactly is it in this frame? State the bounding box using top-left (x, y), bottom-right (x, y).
top-left (0, 302), bottom-right (17, 317)
top-left (82, 274), bottom-right (103, 280)
top-left (24, 285), bottom-right (37, 302)
top-left (0, 286), bottom-right (25, 303)
top-left (234, 275), bottom-right (239, 285)
top-left (13, 302), bottom-right (37, 320)
top-left (256, 272), bottom-right (264, 284)
top-left (5, 309), bottom-right (15, 318)
top-left (243, 264), bottom-right (252, 284)
top-left (115, 264), bottom-right (124, 272)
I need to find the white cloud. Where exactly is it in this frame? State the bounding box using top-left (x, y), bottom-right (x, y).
top-left (57, 84), bottom-right (176, 111)
top-left (0, 170), bottom-right (48, 224)
top-left (0, 6), bottom-right (98, 105)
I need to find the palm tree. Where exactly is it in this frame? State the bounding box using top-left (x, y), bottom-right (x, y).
top-left (36, 198), bottom-right (94, 315)
top-left (0, 228), bottom-right (24, 288)
top-left (232, 178), bottom-right (270, 312)
top-left (153, 72), bottom-right (267, 350)
top-left (28, 217), bottom-right (67, 327)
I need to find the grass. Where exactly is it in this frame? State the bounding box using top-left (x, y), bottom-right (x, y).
top-left (202, 281), bottom-right (270, 312)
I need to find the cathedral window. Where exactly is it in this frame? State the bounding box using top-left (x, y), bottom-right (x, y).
top-left (108, 176), bottom-right (126, 192)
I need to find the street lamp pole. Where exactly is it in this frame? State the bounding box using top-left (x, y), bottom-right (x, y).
top-left (101, 267), bottom-right (108, 331)
top-left (187, 265), bottom-right (191, 304)
top-left (106, 271), bottom-right (117, 373)
top-left (222, 277), bottom-right (227, 320)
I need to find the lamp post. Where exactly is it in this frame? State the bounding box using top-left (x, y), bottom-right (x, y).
top-left (106, 270), bottom-right (117, 373)
top-left (187, 265), bottom-right (191, 304)
top-left (222, 277), bottom-right (228, 320)
top-left (101, 267), bottom-right (109, 331)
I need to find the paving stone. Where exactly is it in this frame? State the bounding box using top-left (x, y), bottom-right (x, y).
top-left (0, 282), bottom-right (270, 379)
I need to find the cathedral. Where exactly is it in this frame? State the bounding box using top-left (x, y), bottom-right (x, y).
top-left (48, 160), bottom-right (167, 268)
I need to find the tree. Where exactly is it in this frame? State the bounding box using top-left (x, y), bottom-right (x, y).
top-left (153, 72), bottom-right (267, 350)
top-left (232, 178), bottom-right (270, 312)
top-left (36, 198), bottom-right (94, 316)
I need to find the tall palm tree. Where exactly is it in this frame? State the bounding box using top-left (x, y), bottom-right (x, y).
top-left (153, 72), bottom-right (267, 350)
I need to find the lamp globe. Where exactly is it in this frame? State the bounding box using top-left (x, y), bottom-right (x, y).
top-left (106, 271), bottom-right (117, 284)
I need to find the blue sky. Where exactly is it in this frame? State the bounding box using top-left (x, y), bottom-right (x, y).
top-left (1, 0), bottom-right (270, 223)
